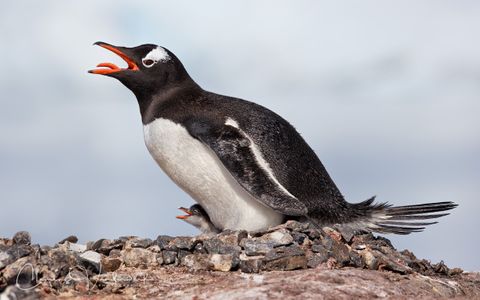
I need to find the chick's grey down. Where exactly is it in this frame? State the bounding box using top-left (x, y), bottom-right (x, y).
top-left (89, 42), bottom-right (457, 234)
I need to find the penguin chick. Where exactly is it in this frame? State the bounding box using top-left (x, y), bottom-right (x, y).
top-left (176, 204), bottom-right (220, 234)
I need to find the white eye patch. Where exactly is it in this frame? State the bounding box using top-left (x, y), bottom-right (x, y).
top-left (142, 46), bottom-right (170, 68)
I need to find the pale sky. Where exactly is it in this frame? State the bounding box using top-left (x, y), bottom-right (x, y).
top-left (1, 1), bottom-right (479, 270)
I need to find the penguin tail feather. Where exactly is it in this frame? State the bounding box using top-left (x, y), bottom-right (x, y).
top-left (343, 197), bottom-right (458, 235)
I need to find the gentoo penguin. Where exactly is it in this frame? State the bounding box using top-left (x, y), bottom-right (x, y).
top-left (176, 205), bottom-right (220, 234)
top-left (89, 42), bottom-right (457, 235)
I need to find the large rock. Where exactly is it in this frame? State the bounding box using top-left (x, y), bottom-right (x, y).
top-left (209, 254), bottom-right (235, 271)
top-left (263, 245), bottom-right (307, 271)
top-left (124, 237), bottom-right (153, 249)
top-left (217, 230), bottom-right (248, 245)
top-left (12, 231), bottom-right (31, 245)
top-left (91, 239), bottom-right (124, 255)
top-left (45, 248), bottom-right (79, 278)
top-left (65, 241), bottom-right (87, 253)
top-left (162, 250), bottom-right (177, 265)
top-left (2, 256), bottom-right (36, 285)
top-left (0, 250), bottom-right (12, 269)
top-left (0, 285), bottom-right (39, 300)
top-left (64, 268), bottom-right (91, 293)
top-left (239, 253), bottom-right (264, 273)
top-left (58, 235), bottom-right (78, 244)
top-left (122, 248), bottom-right (158, 268)
top-left (241, 240), bottom-right (274, 256)
top-left (79, 250), bottom-right (103, 272)
top-left (182, 253), bottom-right (209, 271)
top-left (0, 244), bottom-right (32, 270)
top-left (101, 256), bottom-right (122, 272)
top-left (155, 235), bottom-right (174, 250)
top-left (203, 238), bottom-right (241, 255)
top-left (166, 237), bottom-right (195, 251)
top-left (240, 229), bottom-right (294, 256)
top-left (182, 253), bottom-right (235, 272)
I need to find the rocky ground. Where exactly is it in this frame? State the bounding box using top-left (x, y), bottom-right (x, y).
top-left (1, 221), bottom-right (479, 299)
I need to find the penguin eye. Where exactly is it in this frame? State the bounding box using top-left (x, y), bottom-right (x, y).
top-left (142, 59), bottom-right (156, 68)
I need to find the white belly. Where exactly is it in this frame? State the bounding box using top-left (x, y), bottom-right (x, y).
top-left (143, 118), bottom-right (284, 231)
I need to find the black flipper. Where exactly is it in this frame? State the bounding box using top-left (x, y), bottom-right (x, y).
top-left (184, 118), bottom-right (308, 216)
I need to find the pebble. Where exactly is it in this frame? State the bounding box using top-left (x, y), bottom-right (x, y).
top-left (0, 244), bottom-right (32, 270)
top-left (361, 250), bottom-right (379, 270)
top-left (182, 253), bottom-right (234, 272)
top-left (147, 245), bottom-right (161, 253)
top-left (239, 254), bottom-right (264, 273)
top-left (307, 252), bottom-right (327, 268)
top-left (125, 238), bottom-right (153, 249)
top-left (263, 245), bottom-right (307, 271)
top-left (355, 244), bottom-right (366, 250)
top-left (167, 237), bottom-right (195, 251)
top-left (334, 225), bottom-right (355, 243)
top-left (240, 229), bottom-right (294, 256)
top-left (101, 256), bottom-right (122, 272)
top-left (194, 242), bottom-right (207, 254)
top-left (283, 220), bottom-right (311, 231)
top-left (178, 250), bottom-right (191, 263)
top-left (267, 220), bottom-right (310, 232)
top-left (217, 230), bottom-right (248, 245)
top-left (47, 248), bottom-right (77, 277)
top-left (2, 256), bottom-right (34, 284)
top-left (304, 228), bottom-right (323, 239)
top-left (91, 239), bottom-right (124, 255)
top-left (67, 242), bottom-right (87, 253)
top-left (258, 229), bottom-right (294, 247)
top-left (162, 250), bottom-right (177, 265)
top-left (0, 251), bottom-right (14, 270)
top-left (209, 254), bottom-right (234, 272)
top-left (65, 269), bottom-right (90, 292)
top-left (12, 231), bottom-right (31, 245)
top-left (310, 244), bottom-right (330, 263)
top-left (329, 241), bottom-right (351, 267)
top-left (58, 235), bottom-right (78, 244)
top-left (0, 285), bottom-right (38, 300)
top-left (349, 251), bottom-right (364, 268)
top-left (155, 235), bottom-right (174, 250)
top-left (122, 248), bottom-right (158, 268)
top-left (291, 231), bottom-right (309, 245)
top-left (204, 238), bottom-right (241, 255)
top-left (241, 240), bottom-right (274, 256)
top-left (322, 227), bottom-right (343, 242)
top-left (80, 250), bottom-right (103, 272)
top-left (182, 254), bottom-right (209, 271)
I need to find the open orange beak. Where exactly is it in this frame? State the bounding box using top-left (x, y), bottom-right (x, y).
top-left (176, 207), bottom-right (192, 220)
top-left (88, 42), bottom-right (139, 75)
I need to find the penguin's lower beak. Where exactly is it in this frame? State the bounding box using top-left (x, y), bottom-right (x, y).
top-left (176, 207), bottom-right (192, 220)
top-left (89, 41), bottom-right (139, 75)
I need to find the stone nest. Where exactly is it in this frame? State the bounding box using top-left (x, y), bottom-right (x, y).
top-left (0, 221), bottom-right (465, 299)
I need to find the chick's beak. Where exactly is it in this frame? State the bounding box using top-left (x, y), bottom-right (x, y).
top-left (176, 207), bottom-right (192, 220)
top-left (88, 41), bottom-right (139, 75)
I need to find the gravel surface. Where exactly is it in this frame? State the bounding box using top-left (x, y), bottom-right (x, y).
top-left (1, 221), bottom-right (478, 299)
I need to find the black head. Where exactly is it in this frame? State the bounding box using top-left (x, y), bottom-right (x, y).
top-left (89, 41), bottom-right (194, 99)
top-left (189, 204), bottom-right (208, 217)
top-left (176, 204), bottom-right (209, 220)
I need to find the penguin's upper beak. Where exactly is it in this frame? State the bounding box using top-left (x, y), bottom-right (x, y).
top-left (88, 41), bottom-right (139, 75)
top-left (176, 207), bottom-right (192, 220)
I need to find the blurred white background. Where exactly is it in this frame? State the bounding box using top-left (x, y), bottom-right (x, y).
top-left (0, 1), bottom-right (479, 270)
